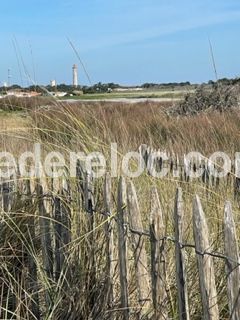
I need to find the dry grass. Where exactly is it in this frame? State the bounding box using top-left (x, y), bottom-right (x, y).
top-left (30, 100), bottom-right (240, 155)
top-left (0, 99), bottom-right (239, 319)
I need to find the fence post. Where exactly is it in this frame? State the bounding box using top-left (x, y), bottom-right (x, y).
top-left (139, 144), bottom-right (148, 167)
top-left (36, 177), bottom-right (53, 280)
top-left (224, 201), bottom-right (240, 320)
top-left (84, 170), bottom-right (95, 213)
top-left (174, 188), bottom-right (190, 320)
top-left (104, 172), bottom-right (115, 311)
top-left (0, 177), bottom-right (17, 317)
top-left (192, 195), bottom-right (219, 320)
top-left (234, 155), bottom-right (240, 202)
top-left (24, 179), bottom-right (40, 319)
top-left (52, 175), bottom-right (63, 281)
top-left (150, 186), bottom-right (168, 320)
top-left (127, 181), bottom-right (151, 316)
top-left (84, 170), bottom-right (97, 312)
top-left (117, 176), bottom-right (129, 320)
top-left (74, 160), bottom-right (84, 246)
top-left (61, 175), bottom-right (71, 249)
top-left (173, 154), bottom-right (180, 178)
top-left (2, 179), bottom-right (11, 212)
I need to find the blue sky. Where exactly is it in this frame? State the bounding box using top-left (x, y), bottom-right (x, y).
top-left (0, 0), bottom-right (240, 86)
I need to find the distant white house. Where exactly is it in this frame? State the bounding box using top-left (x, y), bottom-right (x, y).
top-left (50, 91), bottom-right (67, 97)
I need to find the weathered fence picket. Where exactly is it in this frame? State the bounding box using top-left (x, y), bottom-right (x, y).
top-left (117, 176), bottom-right (129, 320)
top-left (150, 186), bottom-right (168, 320)
top-left (84, 171), bottom-right (95, 213)
top-left (36, 177), bottom-right (53, 307)
top-left (84, 170), bottom-right (97, 312)
top-left (61, 175), bottom-right (71, 249)
top-left (127, 181), bottom-right (151, 316)
top-left (224, 201), bottom-right (240, 320)
top-left (174, 188), bottom-right (190, 320)
top-left (234, 158), bottom-right (240, 202)
top-left (193, 195), bottom-right (219, 320)
top-left (2, 179), bottom-right (11, 212)
top-left (54, 189), bottom-right (63, 281)
top-left (23, 179), bottom-right (40, 319)
top-left (104, 172), bottom-right (115, 311)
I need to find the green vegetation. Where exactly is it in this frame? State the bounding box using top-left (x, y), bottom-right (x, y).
top-left (60, 89), bottom-right (187, 100)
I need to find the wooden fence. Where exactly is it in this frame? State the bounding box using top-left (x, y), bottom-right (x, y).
top-left (0, 157), bottom-right (240, 319)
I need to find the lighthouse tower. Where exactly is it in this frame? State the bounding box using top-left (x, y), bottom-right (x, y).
top-left (72, 64), bottom-right (78, 87)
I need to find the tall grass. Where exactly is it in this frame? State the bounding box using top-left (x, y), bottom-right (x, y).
top-left (0, 98), bottom-right (239, 319)
top-left (30, 100), bottom-right (240, 155)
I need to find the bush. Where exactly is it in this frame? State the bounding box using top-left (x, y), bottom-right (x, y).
top-left (175, 84), bottom-right (240, 115)
top-left (0, 96), bottom-right (56, 112)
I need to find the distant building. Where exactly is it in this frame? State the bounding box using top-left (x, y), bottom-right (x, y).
top-left (50, 91), bottom-right (67, 98)
top-left (6, 90), bottom-right (41, 98)
top-left (50, 80), bottom-right (57, 87)
top-left (72, 64), bottom-right (78, 87)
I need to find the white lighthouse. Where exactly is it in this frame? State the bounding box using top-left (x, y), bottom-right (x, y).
top-left (72, 64), bottom-right (78, 87)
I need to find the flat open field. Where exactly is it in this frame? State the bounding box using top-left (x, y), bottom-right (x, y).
top-left (61, 88), bottom-right (193, 101)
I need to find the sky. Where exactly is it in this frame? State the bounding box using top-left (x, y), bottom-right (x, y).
top-left (0, 0), bottom-right (240, 86)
